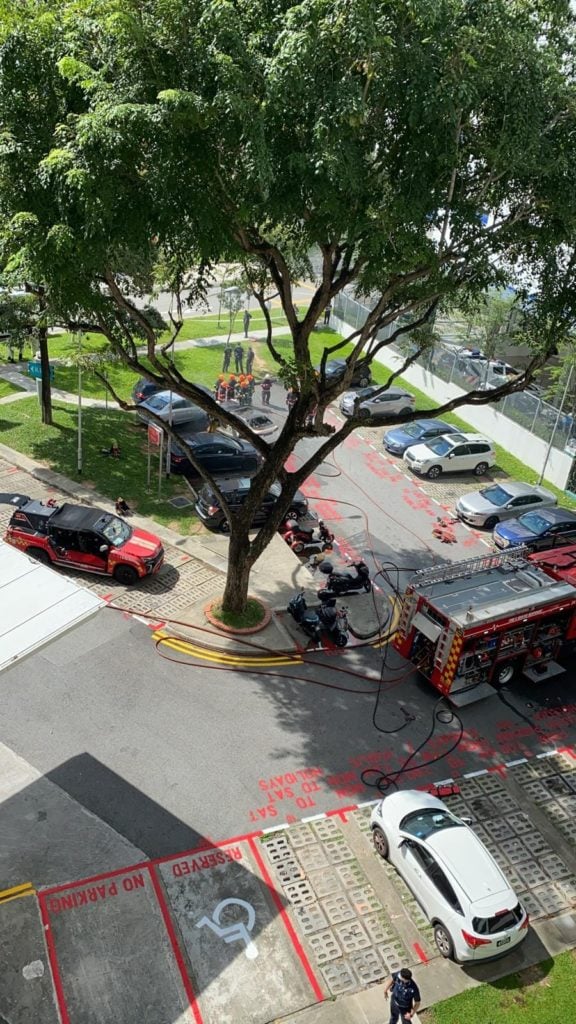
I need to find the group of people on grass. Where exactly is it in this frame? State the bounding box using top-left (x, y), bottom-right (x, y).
top-left (222, 341), bottom-right (254, 375)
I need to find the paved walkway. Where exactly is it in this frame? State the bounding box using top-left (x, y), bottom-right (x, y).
top-left (3, 749), bottom-right (576, 1024)
top-left (0, 324), bottom-right (289, 405)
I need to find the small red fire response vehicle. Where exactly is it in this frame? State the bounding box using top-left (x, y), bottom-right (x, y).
top-left (393, 548), bottom-right (576, 702)
top-left (2, 493), bottom-right (164, 586)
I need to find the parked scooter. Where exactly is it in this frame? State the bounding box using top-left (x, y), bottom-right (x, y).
top-left (281, 516), bottom-right (335, 555)
top-left (287, 590), bottom-right (349, 647)
top-left (316, 559), bottom-right (372, 597)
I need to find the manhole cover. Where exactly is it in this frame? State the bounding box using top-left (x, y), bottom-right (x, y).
top-left (168, 495), bottom-right (194, 508)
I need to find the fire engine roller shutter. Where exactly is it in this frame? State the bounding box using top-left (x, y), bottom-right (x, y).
top-left (0, 540), bottom-right (104, 673)
top-left (412, 610), bottom-right (443, 642)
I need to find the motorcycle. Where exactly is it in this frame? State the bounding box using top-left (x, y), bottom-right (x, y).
top-left (281, 515), bottom-right (335, 555)
top-left (287, 590), bottom-right (349, 647)
top-left (316, 559), bottom-right (372, 597)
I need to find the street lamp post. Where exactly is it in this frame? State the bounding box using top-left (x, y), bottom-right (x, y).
top-left (77, 333), bottom-right (83, 475)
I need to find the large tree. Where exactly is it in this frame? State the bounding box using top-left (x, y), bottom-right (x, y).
top-left (1, 0), bottom-right (576, 612)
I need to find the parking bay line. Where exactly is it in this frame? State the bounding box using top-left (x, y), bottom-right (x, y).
top-left (157, 837), bottom-right (325, 1021)
top-left (39, 866), bottom-right (199, 1024)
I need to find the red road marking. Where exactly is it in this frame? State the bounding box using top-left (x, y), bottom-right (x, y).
top-left (38, 893), bottom-right (71, 1024)
top-left (41, 860), bottom-right (150, 896)
top-left (147, 864), bottom-right (204, 1024)
top-left (152, 832), bottom-right (264, 867)
top-left (248, 837), bottom-right (324, 1002)
top-left (413, 942), bottom-right (429, 964)
top-left (326, 806), bottom-right (357, 820)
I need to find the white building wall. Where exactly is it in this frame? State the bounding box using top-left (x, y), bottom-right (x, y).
top-left (332, 316), bottom-right (574, 492)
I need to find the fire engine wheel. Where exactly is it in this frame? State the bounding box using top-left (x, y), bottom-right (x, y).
top-left (113, 564), bottom-right (139, 586)
top-left (495, 662), bottom-right (517, 686)
top-left (433, 923), bottom-right (455, 960)
top-left (372, 826), bottom-right (389, 859)
top-left (28, 547), bottom-right (52, 566)
top-left (474, 461), bottom-right (489, 476)
top-left (426, 465), bottom-right (442, 479)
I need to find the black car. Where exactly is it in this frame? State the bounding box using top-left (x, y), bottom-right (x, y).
top-left (315, 358), bottom-right (372, 388)
top-left (170, 431), bottom-right (262, 478)
top-left (131, 377), bottom-right (163, 404)
top-left (196, 477), bottom-right (309, 532)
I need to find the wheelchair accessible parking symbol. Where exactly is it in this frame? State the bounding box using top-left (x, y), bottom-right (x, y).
top-left (195, 898), bottom-right (259, 960)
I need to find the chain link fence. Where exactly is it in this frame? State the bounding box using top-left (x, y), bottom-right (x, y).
top-left (333, 293), bottom-right (573, 454)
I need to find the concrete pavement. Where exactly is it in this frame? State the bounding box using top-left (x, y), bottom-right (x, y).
top-left (2, 749), bottom-right (575, 1024)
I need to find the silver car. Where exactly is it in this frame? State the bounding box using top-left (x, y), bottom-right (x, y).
top-left (136, 389), bottom-right (209, 427)
top-left (456, 481), bottom-right (557, 529)
top-left (340, 386), bottom-right (415, 421)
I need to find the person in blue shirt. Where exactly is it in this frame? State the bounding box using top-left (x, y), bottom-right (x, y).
top-left (383, 968), bottom-right (421, 1023)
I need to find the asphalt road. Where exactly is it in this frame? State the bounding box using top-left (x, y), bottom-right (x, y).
top-left (2, 398), bottom-right (576, 886)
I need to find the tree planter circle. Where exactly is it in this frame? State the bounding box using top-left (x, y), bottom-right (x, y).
top-left (204, 596), bottom-right (272, 635)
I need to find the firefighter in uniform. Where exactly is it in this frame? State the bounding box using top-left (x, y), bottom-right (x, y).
top-left (382, 968), bottom-right (421, 1023)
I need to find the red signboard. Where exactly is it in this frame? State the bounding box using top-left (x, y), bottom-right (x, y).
top-left (148, 424), bottom-right (163, 446)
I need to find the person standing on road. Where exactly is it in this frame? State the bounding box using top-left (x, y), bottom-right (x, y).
top-left (246, 345), bottom-right (255, 375)
top-left (261, 374), bottom-right (272, 406)
top-left (383, 968), bottom-right (421, 1023)
top-left (243, 310), bottom-right (252, 338)
top-left (234, 342), bottom-right (244, 373)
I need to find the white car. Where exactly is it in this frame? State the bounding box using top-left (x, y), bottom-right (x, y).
top-left (404, 432), bottom-right (496, 479)
top-left (340, 386), bottom-right (416, 421)
top-left (370, 791), bottom-right (529, 963)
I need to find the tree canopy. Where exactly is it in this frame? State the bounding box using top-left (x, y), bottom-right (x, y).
top-left (1, 0), bottom-right (576, 610)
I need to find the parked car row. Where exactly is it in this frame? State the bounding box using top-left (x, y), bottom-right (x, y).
top-left (131, 375), bottom-right (576, 551)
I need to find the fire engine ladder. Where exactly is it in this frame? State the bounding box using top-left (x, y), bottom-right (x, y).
top-left (434, 621), bottom-right (460, 672)
top-left (409, 546), bottom-right (530, 590)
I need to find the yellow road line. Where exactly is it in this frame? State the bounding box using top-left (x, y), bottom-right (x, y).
top-left (153, 595), bottom-right (398, 667)
top-left (153, 632), bottom-right (301, 667)
top-left (0, 882), bottom-right (35, 905)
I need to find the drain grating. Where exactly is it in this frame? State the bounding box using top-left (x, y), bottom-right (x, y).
top-left (168, 495), bottom-right (194, 508)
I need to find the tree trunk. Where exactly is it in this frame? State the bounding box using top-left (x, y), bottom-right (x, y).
top-left (221, 525), bottom-right (255, 614)
top-left (38, 325), bottom-right (52, 425)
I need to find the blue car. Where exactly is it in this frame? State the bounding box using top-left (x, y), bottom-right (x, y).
top-left (493, 507), bottom-right (576, 550)
top-left (384, 418), bottom-right (459, 456)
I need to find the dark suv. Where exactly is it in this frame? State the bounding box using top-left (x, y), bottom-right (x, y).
top-left (131, 377), bottom-right (162, 404)
top-left (315, 358), bottom-right (372, 388)
top-left (196, 477), bottom-right (308, 532)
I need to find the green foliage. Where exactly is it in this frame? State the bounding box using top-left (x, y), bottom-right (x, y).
top-left (2, 0), bottom-right (576, 608)
top-left (424, 951), bottom-right (575, 1024)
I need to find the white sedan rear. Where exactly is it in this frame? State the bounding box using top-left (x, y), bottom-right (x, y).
top-left (370, 790), bottom-right (529, 963)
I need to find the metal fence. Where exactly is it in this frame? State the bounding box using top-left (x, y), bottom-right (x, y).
top-left (333, 293), bottom-right (573, 453)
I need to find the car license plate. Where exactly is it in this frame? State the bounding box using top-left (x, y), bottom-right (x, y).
top-left (497, 936), bottom-right (511, 947)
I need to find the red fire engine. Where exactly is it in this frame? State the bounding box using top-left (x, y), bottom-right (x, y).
top-left (393, 547), bottom-right (576, 703)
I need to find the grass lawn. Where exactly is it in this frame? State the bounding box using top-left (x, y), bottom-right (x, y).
top-left (46, 307), bottom-right (289, 360)
top-left (2, 324), bottom-right (573, 527)
top-left (0, 398), bottom-right (202, 534)
top-left (0, 379), bottom-right (23, 399)
top-left (421, 950), bottom-right (575, 1024)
